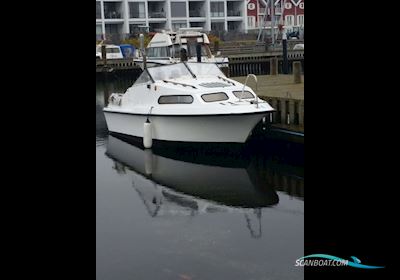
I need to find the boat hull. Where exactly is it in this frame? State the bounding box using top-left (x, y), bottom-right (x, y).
top-left (104, 111), bottom-right (269, 143)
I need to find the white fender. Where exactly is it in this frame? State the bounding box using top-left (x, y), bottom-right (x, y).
top-left (143, 120), bottom-right (152, 149)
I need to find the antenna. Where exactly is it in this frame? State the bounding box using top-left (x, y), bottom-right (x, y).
top-left (140, 34), bottom-right (147, 70)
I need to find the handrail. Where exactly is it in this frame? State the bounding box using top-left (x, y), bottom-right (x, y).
top-left (241, 74), bottom-right (259, 108)
top-left (162, 79), bottom-right (197, 89)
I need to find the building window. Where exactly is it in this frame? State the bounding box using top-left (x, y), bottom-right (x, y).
top-left (210, 2), bottom-right (224, 17)
top-left (299, 2), bottom-right (304, 9)
top-left (172, 21), bottom-right (187, 31)
top-left (247, 16), bottom-right (256, 28)
top-left (96, 25), bottom-right (103, 40)
top-left (171, 2), bottom-right (187, 18)
top-left (148, 2), bottom-right (166, 18)
top-left (258, 16), bottom-right (264, 26)
top-left (158, 95), bottom-right (194, 104)
top-left (149, 22), bottom-right (166, 32)
top-left (96, 1), bottom-right (101, 19)
top-left (248, 3), bottom-right (256, 11)
top-left (285, 2), bottom-right (292, 9)
top-left (104, 2), bottom-right (122, 19)
top-left (129, 23), bottom-right (146, 34)
top-left (190, 22), bottom-right (204, 28)
top-left (227, 1), bottom-right (242, 17)
top-left (285, 15), bottom-right (294, 26)
top-left (129, 2), bottom-right (146, 18)
top-left (189, 2), bottom-right (205, 17)
top-left (211, 22), bottom-right (225, 31)
top-left (228, 21), bottom-right (241, 31)
top-left (297, 15), bottom-right (304, 26)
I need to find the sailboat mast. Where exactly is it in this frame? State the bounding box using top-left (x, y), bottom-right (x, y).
top-left (271, 0), bottom-right (275, 47)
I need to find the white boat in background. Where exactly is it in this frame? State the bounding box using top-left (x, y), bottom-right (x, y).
top-left (103, 62), bottom-right (275, 144)
top-left (96, 44), bottom-right (124, 60)
top-left (134, 28), bottom-right (229, 68)
top-left (293, 43), bottom-right (304, 50)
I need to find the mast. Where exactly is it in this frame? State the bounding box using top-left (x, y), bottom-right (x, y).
top-left (271, 0), bottom-right (275, 47)
top-left (257, 0), bottom-right (269, 42)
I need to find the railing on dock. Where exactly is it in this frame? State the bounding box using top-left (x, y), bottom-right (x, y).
top-left (228, 51), bottom-right (304, 77)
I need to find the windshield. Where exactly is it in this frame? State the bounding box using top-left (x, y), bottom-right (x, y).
top-left (148, 63), bottom-right (192, 81)
top-left (186, 62), bottom-right (225, 77)
top-left (133, 69), bottom-right (153, 85)
top-left (174, 43), bottom-right (211, 58)
top-left (134, 63), bottom-right (193, 85)
top-left (134, 62), bottom-right (224, 85)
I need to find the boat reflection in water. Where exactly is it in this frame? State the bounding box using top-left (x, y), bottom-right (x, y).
top-left (105, 135), bottom-right (303, 238)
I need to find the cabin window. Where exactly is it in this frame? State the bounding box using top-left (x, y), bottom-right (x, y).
top-left (190, 43), bottom-right (210, 57)
top-left (106, 48), bottom-right (121, 54)
top-left (172, 45), bottom-right (181, 58)
top-left (147, 47), bottom-right (170, 58)
top-left (233, 91), bottom-right (254, 99)
top-left (201, 92), bottom-right (229, 102)
top-left (158, 95), bottom-right (194, 104)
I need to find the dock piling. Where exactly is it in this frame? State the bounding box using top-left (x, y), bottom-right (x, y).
top-left (293, 61), bottom-right (302, 83)
top-left (270, 57), bottom-right (278, 75)
top-left (282, 33), bottom-right (288, 74)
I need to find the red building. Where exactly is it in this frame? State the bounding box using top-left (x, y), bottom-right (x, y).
top-left (247, 0), bottom-right (304, 30)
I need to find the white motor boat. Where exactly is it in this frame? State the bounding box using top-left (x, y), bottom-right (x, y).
top-left (103, 62), bottom-right (275, 144)
top-left (96, 44), bottom-right (123, 60)
top-left (134, 28), bottom-right (229, 68)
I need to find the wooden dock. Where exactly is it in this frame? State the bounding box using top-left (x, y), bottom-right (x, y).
top-left (228, 51), bottom-right (304, 77)
top-left (212, 39), bottom-right (304, 55)
top-left (96, 58), bottom-right (141, 73)
top-left (232, 74), bottom-right (304, 136)
top-left (95, 50), bottom-right (304, 77)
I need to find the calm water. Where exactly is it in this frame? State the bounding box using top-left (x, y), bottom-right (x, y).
top-left (96, 75), bottom-right (304, 280)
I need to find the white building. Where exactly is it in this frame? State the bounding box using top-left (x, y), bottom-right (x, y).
top-left (96, 0), bottom-right (248, 40)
